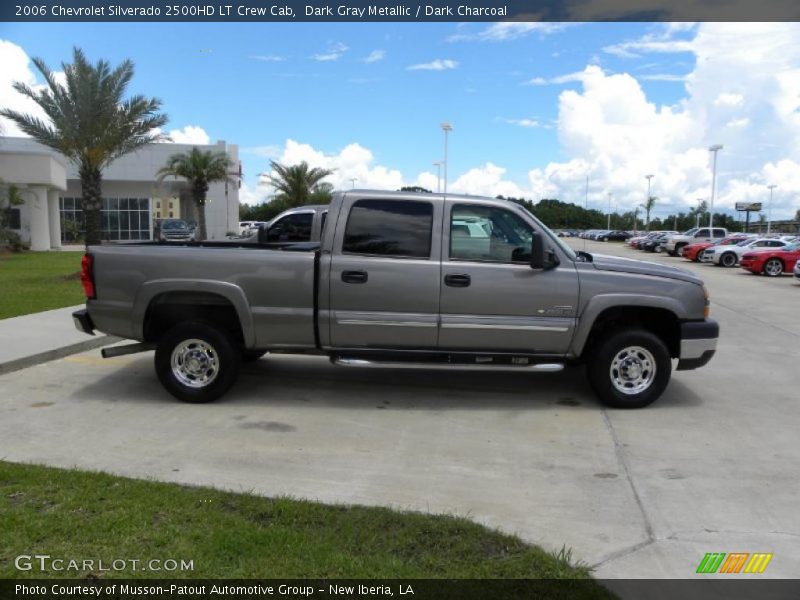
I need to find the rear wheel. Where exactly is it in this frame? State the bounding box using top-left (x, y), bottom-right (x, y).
top-left (720, 252), bottom-right (737, 268)
top-left (586, 329), bottom-right (671, 409)
top-left (155, 321), bottom-right (241, 403)
top-left (763, 258), bottom-right (784, 277)
top-left (676, 244), bottom-right (687, 257)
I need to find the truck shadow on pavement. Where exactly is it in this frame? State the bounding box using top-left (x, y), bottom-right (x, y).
top-left (68, 353), bottom-right (704, 411)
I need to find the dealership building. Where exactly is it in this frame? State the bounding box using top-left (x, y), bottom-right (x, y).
top-left (0, 137), bottom-right (240, 250)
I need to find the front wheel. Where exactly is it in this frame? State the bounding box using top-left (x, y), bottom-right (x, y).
top-left (586, 329), bottom-right (671, 409)
top-left (763, 258), bottom-right (784, 277)
top-left (720, 252), bottom-right (737, 268)
top-left (155, 321), bottom-right (241, 403)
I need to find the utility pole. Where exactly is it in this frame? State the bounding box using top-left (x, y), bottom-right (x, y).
top-left (441, 122), bottom-right (452, 194)
top-left (708, 145), bottom-right (723, 232)
top-left (767, 184), bottom-right (777, 234)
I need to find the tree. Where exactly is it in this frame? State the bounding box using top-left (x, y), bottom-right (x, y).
top-left (265, 161), bottom-right (334, 208)
top-left (641, 196), bottom-right (657, 231)
top-left (0, 182), bottom-right (27, 251)
top-left (0, 47), bottom-right (167, 246)
top-left (157, 147), bottom-right (235, 241)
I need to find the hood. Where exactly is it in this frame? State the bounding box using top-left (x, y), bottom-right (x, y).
top-left (590, 253), bottom-right (702, 284)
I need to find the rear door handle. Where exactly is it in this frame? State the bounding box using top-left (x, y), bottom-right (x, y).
top-left (444, 274), bottom-right (471, 287)
top-left (342, 270), bottom-right (368, 284)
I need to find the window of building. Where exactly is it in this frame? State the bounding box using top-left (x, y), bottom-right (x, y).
top-left (59, 196), bottom-right (151, 242)
top-left (169, 212), bottom-right (173, 218)
top-left (8, 208), bottom-right (21, 230)
top-left (449, 204), bottom-right (533, 263)
top-left (169, 201), bottom-right (173, 209)
top-left (343, 199), bottom-right (433, 258)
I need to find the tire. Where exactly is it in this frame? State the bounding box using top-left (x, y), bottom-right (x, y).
top-left (696, 250), bottom-right (705, 262)
top-left (763, 258), bottom-right (784, 277)
top-left (720, 252), bottom-right (737, 268)
top-left (586, 329), bottom-right (671, 409)
top-left (676, 243), bottom-right (687, 257)
top-left (242, 350), bottom-right (267, 363)
top-left (667, 250), bottom-right (677, 257)
top-left (155, 321), bottom-right (241, 403)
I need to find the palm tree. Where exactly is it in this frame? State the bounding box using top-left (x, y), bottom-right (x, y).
top-left (0, 47), bottom-right (167, 246)
top-left (157, 147), bottom-right (235, 240)
top-left (641, 196), bottom-right (657, 231)
top-left (265, 161), bottom-right (334, 208)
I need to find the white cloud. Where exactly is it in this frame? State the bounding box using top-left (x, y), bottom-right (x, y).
top-left (640, 73), bottom-right (688, 82)
top-left (448, 23), bottom-right (570, 42)
top-left (238, 181), bottom-right (268, 206)
top-left (450, 163), bottom-right (527, 198)
top-left (714, 93), bottom-right (744, 107)
top-left (249, 55), bottom-right (285, 62)
top-left (0, 39), bottom-right (62, 137)
top-left (407, 59), bottom-right (458, 71)
top-left (241, 145), bottom-right (281, 158)
top-left (521, 24), bottom-right (800, 219)
top-left (312, 42), bottom-right (348, 62)
top-left (162, 125), bottom-right (211, 145)
top-left (527, 70), bottom-right (595, 86)
top-left (363, 49), bottom-right (385, 63)
top-left (504, 118), bottom-right (543, 128)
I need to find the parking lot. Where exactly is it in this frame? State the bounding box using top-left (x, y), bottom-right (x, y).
top-left (1, 239), bottom-right (798, 579)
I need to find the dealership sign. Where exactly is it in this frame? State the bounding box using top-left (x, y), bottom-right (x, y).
top-left (735, 202), bottom-right (763, 211)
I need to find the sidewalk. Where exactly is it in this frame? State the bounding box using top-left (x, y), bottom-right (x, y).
top-left (0, 305), bottom-right (118, 376)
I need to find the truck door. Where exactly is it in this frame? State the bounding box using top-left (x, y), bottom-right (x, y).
top-left (438, 200), bottom-right (579, 354)
top-left (327, 196), bottom-right (442, 349)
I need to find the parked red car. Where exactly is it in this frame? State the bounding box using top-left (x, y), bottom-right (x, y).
top-left (683, 236), bottom-right (749, 262)
top-left (740, 242), bottom-right (800, 276)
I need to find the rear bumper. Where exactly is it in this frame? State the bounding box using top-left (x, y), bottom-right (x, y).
top-left (677, 319), bottom-right (719, 371)
top-left (72, 309), bottom-right (95, 336)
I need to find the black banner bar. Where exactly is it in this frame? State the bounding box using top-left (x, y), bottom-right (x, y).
top-left (3, 579), bottom-right (800, 600)
top-left (3, 0), bottom-right (800, 22)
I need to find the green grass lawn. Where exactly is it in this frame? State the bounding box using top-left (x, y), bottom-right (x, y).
top-left (0, 251), bottom-right (85, 319)
top-left (0, 461), bottom-right (611, 594)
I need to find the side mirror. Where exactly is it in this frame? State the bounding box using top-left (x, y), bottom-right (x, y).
top-left (530, 232), bottom-right (559, 270)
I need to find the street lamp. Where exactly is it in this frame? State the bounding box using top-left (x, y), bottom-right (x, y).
top-left (432, 161), bottom-right (443, 193)
top-left (767, 184), bottom-right (777, 234)
top-left (441, 122), bottom-right (452, 194)
top-left (607, 192), bottom-right (613, 230)
top-left (708, 144), bottom-right (723, 232)
top-left (695, 198), bottom-right (704, 229)
top-left (349, 177), bottom-right (357, 189)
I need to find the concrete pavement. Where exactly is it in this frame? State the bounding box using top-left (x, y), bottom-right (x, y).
top-left (0, 240), bottom-right (798, 581)
top-left (0, 305), bottom-right (117, 376)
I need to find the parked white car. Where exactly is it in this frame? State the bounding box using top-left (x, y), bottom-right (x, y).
top-left (701, 237), bottom-right (790, 267)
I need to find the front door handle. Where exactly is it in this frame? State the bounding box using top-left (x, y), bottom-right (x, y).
top-left (342, 270), bottom-right (368, 284)
top-left (444, 273), bottom-right (471, 287)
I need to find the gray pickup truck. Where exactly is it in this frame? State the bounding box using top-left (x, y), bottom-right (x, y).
top-left (73, 190), bottom-right (718, 409)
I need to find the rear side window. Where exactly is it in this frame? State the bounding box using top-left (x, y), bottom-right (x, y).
top-left (343, 199), bottom-right (433, 258)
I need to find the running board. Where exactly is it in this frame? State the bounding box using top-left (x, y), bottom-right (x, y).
top-left (101, 342), bottom-right (155, 359)
top-left (332, 358), bottom-right (564, 372)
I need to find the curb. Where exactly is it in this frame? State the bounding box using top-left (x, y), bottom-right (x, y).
top-left (0, 335), bottom-right (121, 377)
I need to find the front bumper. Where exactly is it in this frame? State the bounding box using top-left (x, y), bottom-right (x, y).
top-left (72, 309), bottom-right (95, 335)
top-left (677, 319), bottom-right (719, 371)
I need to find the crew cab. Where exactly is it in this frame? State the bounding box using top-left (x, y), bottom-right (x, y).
top-left (72, 191), bottom-right (718, 409)
top-left (664, 227), bottom-right (728, 256)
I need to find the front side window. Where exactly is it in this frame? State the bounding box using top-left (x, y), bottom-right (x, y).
top-left (343, 199), bottom-right (433, 258)
top-left (450, 204), bottom-right (533, 263)
top-left (267, 212), bottom-right (313, 242)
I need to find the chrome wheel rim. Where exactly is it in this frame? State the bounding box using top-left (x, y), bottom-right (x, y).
top-left (610, 346), bottom-right (656, 395)
top-left (765, 260), bottom-right (782, 276)
top-left (171, 339), bottom-right (219, 388)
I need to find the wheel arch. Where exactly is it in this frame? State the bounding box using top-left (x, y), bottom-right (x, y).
top-left (571, 298), bottom-right (683, 359)
top-left (134, 280), bottom-right (255, 348)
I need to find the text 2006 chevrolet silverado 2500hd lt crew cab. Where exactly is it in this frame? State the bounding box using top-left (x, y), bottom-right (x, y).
top-left (73, 190), bottom-right (719, 409)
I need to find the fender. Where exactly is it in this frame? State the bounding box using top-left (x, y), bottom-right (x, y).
top-left (570, 294), bottom-right (685, 356)
top-left (132, 279), bottom-right (256, 348)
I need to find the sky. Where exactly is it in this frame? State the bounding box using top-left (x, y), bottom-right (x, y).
top-left (1, 21), bottom-right (799, 220)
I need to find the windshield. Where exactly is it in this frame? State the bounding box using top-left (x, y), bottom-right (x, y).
top-left (683, 228), bottom-right (699, 236)
top-left (783, 242), bottom-right (800, 251)
top-left (519, 206), bottom-right (577, 261)
top-left (162, 220), bottom-right (188, 230)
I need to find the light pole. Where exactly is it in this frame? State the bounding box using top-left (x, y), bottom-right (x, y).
top-left (349, 178), bottom-right (357, 189)
top-left (441, 122), bottom-right (452, 194)
top-left (708, 144), bottom-right (723, 232)
top-left (607, 192), bottom-right (613, 230)
top-left (695, 199), bottom-right (704, 229)
top-left (767, 184), bottom-right (777, 234)
top-left (645, 174), bottom-right (654, 232)
top-left (433, 161), bottom-right (443, 193)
